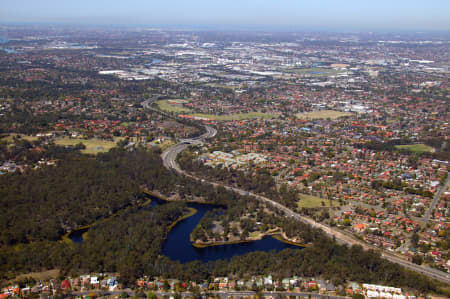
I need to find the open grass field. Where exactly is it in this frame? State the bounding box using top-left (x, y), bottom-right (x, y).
top-left (395, 144), bottom-right (434, 154)
top-left (204, 83), bottom-right (239, 90)
top-left (155, 99), bottom-right (276, 121)
top-left (54, 137), bottom-right (123, 154)
top-left (156, 99), bottom-right (192, 113)
top-left (296, 110), bottom-right (353, 120)
top-left (298, 194), bottom-right (339, 208)
top-left (249, 231), bottom-right (263, 238)
top-left (12, 269), bottom-right (59, 282)
top-left (152, 139), bottom-right (175, 151)
top-left (287, 67), bottom-right (343, 77)
top-left (1, 134), bottom-right (39, 143)
top-left (192, 112), bottom-right (276, 121)
top-left (120, 121), bottom-right (136, 127)
top-left (155, 99), bottom-right (277, 121)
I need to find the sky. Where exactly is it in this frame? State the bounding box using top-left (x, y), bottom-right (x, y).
top-left (1, 0), bottom-right (449, 31)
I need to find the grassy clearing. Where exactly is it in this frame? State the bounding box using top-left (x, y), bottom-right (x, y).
top-left (204, 83), bottom-right (239, 90)
top-left (296, 110), bottom-right (353, 120)
top-left (1, 134), bottom-right (39, 143)
top-left (272, 234), bottom-right (307, 247)
top-left (54, 137), bottom-right (123, 154)
top-left (155, 99), bottom-right (276, 120)
top-left (298, 194), bottom-right (339, 208)
top-left (120, 121), bottom-right (136, 127)
top-left (249, 231), bottom-right (263, 238)
top-left (156, 99), bottom-right (192, 113)
top-left (152, 139), bottom-right (175, 151)
top-left (192, 112), bottom-right (276, 121)
top-left (395, 144), bottom-right (434, 154)
top-left (12, 269), bottom-right (59, 282)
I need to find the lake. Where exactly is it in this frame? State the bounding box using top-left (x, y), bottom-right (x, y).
top-left (161, 202), bottom-right (302, 263)
top-left (68, 227), bottom-right (89, 243)
top-left (69, 194), bottom-right (302, 262)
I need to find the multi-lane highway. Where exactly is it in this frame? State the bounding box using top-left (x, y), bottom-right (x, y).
top-left (141, 101), bottom-right (449, 284)
top-left (161, 125), bottom-right (216, 171)
top-left (159, 126), bottom-right (450, 285)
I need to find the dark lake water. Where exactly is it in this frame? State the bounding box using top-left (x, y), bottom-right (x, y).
top-left (68, 227), bottom-right (89, 243)
top-left (161, 202), bottom-right (301, 263)
top-left (69, 194), bottom-right (302, 262)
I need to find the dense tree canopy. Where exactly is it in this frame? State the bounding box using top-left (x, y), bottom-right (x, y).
top-left (0, 146), bottom-right (446, 295)
top-left (0, 147), bottom-right (176, 245)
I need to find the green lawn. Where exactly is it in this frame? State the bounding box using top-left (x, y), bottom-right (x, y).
top-left (12, 269), bottom-right (60, 283)
top-left (395, 144), bottom-right (434, 154)
top-left (54, 137), bottom-right (123, 154)
top-left (298, 194), bottom-right (339, 208)
top-left (120, 121), bottom-right (136, 127)
top-left (296, 110), bottom-right (353, 120)
top-left (1, 134), bottom-right (39, 143)
top-left (156, 99), bottom-right (192, 113)
top-left (204, 83), bottom-right (239, 90)
top-left (151, 139), bottom-right (175, 151)
top-left (192, 112), bottom-right (276, 121)
top-left (155, 99), bottom-right (276, 121)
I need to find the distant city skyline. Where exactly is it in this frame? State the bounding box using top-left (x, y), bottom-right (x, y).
top-left (1, 0), bottom-right (449, 31)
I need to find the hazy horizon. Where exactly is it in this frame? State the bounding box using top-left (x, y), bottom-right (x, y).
top-left (1, 0), bottom-right (450, 32)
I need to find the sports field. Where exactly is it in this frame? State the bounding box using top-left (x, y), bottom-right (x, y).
top-left (395, 144), bottom-right (434, 154)
top-left (298, 194), bottom-right (339, 208)
top-left (54, 137), bottom-right (123, 154)
top-left (120, 121), bottom-right (136, 127)
top-left (156, 99), bottom-right (191, 113)
top-left (192, 112), bottom-right (276, 121)
top-left (204, 83), bottom-right (239, 90)
top-left (155, 99), bottom-right (276, 121)
top-left (296, 110), bottom-right (353, 120)
top-left (1, 134), bottom-right (39, 143)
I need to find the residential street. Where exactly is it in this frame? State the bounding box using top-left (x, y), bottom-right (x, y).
top-left (159, 124), bottom-right (450, 285)
top-left (424, 172), bottom-right (449, 223)
top-left (72, 289), bottom-right (347, 298)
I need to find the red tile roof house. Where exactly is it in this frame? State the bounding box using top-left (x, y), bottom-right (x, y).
top-left (61, 280), bottom-right (71, 290)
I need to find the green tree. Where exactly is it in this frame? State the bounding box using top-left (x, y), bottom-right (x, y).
top-left (343, 218), bottom-right (351, 226)
top-left (412, 254), bottom-right (423, 265)
top-left (147, 291), bottom-right (157, 299)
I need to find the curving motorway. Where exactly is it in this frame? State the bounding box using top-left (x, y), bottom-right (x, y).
top-left (143, 101), bottom-right (450, 285)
